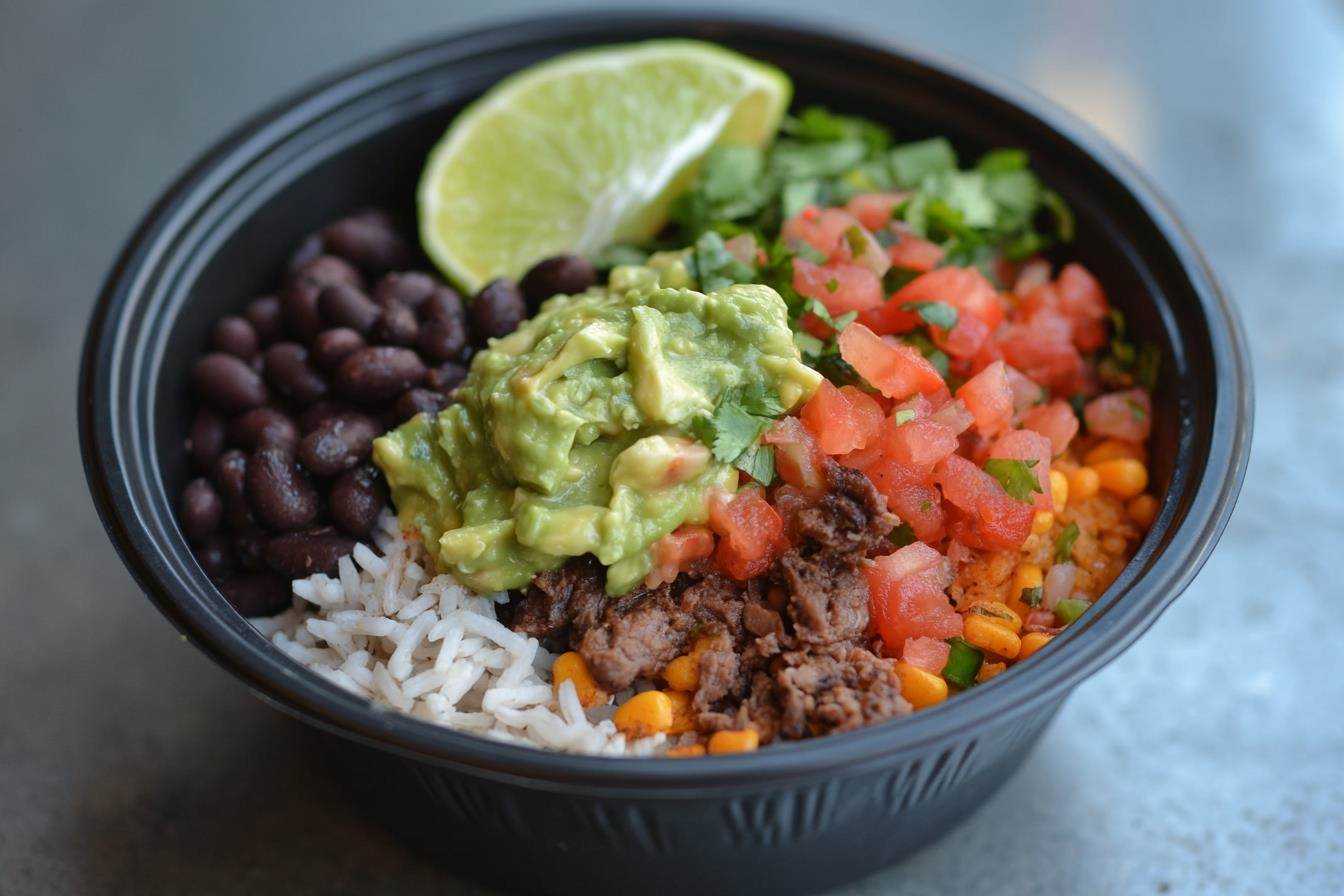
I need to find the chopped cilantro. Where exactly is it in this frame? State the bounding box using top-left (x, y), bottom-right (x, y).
top-left (893, 408), bottom-right (917, 425)
top-left (901, 301), bottom-right (960, 331)
top-left (594, 243), bottom-right (649, 270)
top-left (1054, 522), bottom-right (1081, 563)
top-left (824, 277), bottom-right (839, 293)
top-left (900, 332), bottom-right (951, 379)
top-left (690, 385), bottom-right (788, 485)
top-left (889, 522), bottom-right (917, 547)
top-left (793, 330), bottom-right (826, 358)
top-left (737, 381), bottom-right (786, 417)
top-left (983, 458), bottom-right (1043, 503)
top-left (1069, 393), bottom-right (1087, 419)
top-left (785, 106), bottom-right (892, 153)
top-left (690, 231), bottom-right (755, 292)
top-left (1021, 586), bottom-right (1044, 608)
top-left (735, 444), bottom-right (776, 485)
top-left (889, 137), bottom-right (957, 186)
top-left (975, 148), bottom-right (1029, 174)
top-left (883, 266), bottom-right (921, 293)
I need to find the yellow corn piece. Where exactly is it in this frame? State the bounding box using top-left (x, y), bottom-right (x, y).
top-left (1018, 631), bottom-right (1053, 660)
top-left (708, 729), bottom-right (760, 754)
top-left (1006, 564), bottom-right (1044, 621)
top-left (895, 661), bottom-right (949, 710)
top-left (613, 690), bottom-right (674, 738)
top-left (1049, 470), bottom-right (1069, 509)
top-left (1084, 438), bottom-right (1145, 466)
top-left (1093, 458), bottom-right (1148, 500)
top-left (552, 651), bottom-right (608, 708)
top-left (665, 689), bottom-right (696, 735)
top-left (1067, 467), bottom-right (1101, 505)
top-left (965, 600), bottom-right (1023, 633)
top-left (1032, 510), bottom-right (1054, 535)
top-left (1127, 494), bottom-right (1159, 529)
top-left (661, 653), bottom-right (699, 692)
top-left (665, 744), bottom-right (707, 758)
top-left (963, 614), bottom-right (1022, 660)
top-left (977, 661), bottom-right (1007, 683)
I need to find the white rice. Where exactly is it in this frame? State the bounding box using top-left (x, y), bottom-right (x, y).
top-left (253, 513), bottom-right (661, 756)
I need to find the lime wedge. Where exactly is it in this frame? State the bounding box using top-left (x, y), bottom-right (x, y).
top-left (417, 40), bottom-right (791, 292)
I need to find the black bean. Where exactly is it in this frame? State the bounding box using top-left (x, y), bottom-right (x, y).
top-left (318, 283), bottom-right (381, 334)
top-left (284, 255), bottom-right (362, 342)
top-left (213, 450), bottom-right (254, 530)
top-left (311, 328), bottom-right (366, 369)
top-left (374, 271), bottom-right (440, 310)
top-left (419, 283), bottom-right (466, 322)
top-left (334, 346), bottom-right (426, 402)
top-left (296, 399), bottom-right (357, 435)
top-left (212, 315), bottom-right (260, 359)
top-left (426, 361), bottom-right (468, 393)
top-left (244, 295), bottom-right (285, 345)
top-left (263, 527), bottom-right (358, 578)
top-left (330, 465), bottom-right (388, 538)
top-left (245, 446), bottom-right (319, 531)
top-left (297, 413), bottom-right (381, 476)
top-left (193, 535), bottom-right (234, 582)
top-left (227, 407), bottom-right (299, 452)
top-left (394, 388), bottom-right (449, 421)
top-left (417, 311), bottom-right (468, 363)
top-left (232, 526), bottom-right (269, 572)
top-left (471, 279), bottom-right (526, 342)
top-left (187, 408), bottom-right (226, 472)
top-left (263, 342), bottom-right (328, 403)
top-left (373, 300), bottom-right (419, 346)
top-left (285, 232), bottom-right (325, 281)
top-left (320, 209), bottom-right (413, 274)
top-left (193, 353), bottom-right (269, 414)
top-left (220, 573), bottom-right (292, 616)
top-left (179, 477), bottom-right (223, 542)
top-left (520, 254), bottom-right (597, 309)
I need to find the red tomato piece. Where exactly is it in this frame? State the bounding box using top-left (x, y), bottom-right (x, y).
top-left (763, 416), bottom-right (828, 493)
top-left (955, 361), bottom-right (1014, 437)
top-left (931, 309), bottom-right (991, 359)
top-left (856, 299), bottom-right (923, 336)
top-left (1055, 263), bottom-right (1109, 322)
top-left (838, 324), bottom-right (947, 399)
top-left (999, 313), bottom-right (1083, 393)
top-left (782, 207), bottom-right (861, 260)
top-left (885, 483), bottom-right (946, 544)
top-left (928, 398), bottom-right (974, 437)
top-left (793, 258), bottom-right (885, 316)
top-left (864, 544), bottom-right (961, 649)
top-left (933, 455), bottom-right (1035, 551)
top-left (1021, 400), bottom-right (1080, 456)
top-left (902, 636), bottom-right (951, 672)
top-left (1084, 389), bottom-right (1153, 441)
top-left (886, 231), bottom-right (945, 273)
top-left (647, 524), bottom-right (715, 587)
top-left (886, 417), bottom-right (959, 477)
top-left (846, 192), bottom-right (909, 231)
top-left (988, 429), bottom-right (1053, 511)
top-left (799, 381), bottom-right (884, 455)
top-left (708, 488), bottom-right (785, 580)
top-left (893, 266), bottom-right (1005, 331)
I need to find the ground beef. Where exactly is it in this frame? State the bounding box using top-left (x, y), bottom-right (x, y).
top-left (777, 551), bottom-right (870, 646)
top-left (510, 556), bottom-right (605, 643)
top-left (771, 645), bottom-right (909, 739)
top-left (792, 460), bottom-right (897, 554)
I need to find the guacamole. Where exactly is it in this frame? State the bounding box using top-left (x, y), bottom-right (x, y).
top-left (373, 262), bottom-right (820, 595)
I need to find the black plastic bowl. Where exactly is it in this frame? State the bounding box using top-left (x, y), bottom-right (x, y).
top-left (79, 12), bottom-right (1251, 896)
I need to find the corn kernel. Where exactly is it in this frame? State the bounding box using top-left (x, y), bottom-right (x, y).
top-left (1018, 631), bottom-right (1053, 660)
top-left (552, 651), bottom-right (607, 708)
top-left (662, 654), bottom-right (699, 692)
top-left (1084, 438), bottom-right (1145, 466)
top-left (665, 689), bottom-right (696, 735)
top-left (1049, 470), bottom-right (1069, 509)
top-left (977, 661), bottom-right (1007, 683)
top-left (1006, 564), bottom-right (1044, 621)
top-left (665, 744), bottom-right (707, 758)
top-left (1128, 493), bottom-right (1159, 529)
top-left (1032, 510), bottom-right (1054, 535)
top-left (965, 600), bottom-right (1023, 633)
top-left (895, 661), bottom-right (949, 709)
top-left (963, 614), bottom-right (1022, 660)
top-left (1067, 467), bottom-right (1101, 504)
top-left (1093, 458), bottom-right (1148, 500)
top-left (613, 690), bottom-right (674, 738)
top-left (708, 729), bottom-right (760, 754)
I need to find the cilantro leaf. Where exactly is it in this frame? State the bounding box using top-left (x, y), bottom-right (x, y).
top-left (737, 381), bottom-right (786, 418)
top-left (893, 408), bottom-right (917, 425)
top-left (780, 179), bottom-right (821, 219)
top-left (901, 301), bottom-right (960, 331)
top-left (883, 266), bottom-right (920, 293)
top-left (690, 385), bottom-right (788, 486)
top-left (1054, 522), bottom-right (1081, 563)
top-left (976, 148), bottom-right (1029, 174)
top-left (786, 106), bottom-right (892, 153)
top-left (702, 399), bottom-right (771, 463)
top-left (889, 137), bottom-right (957, 186)
top-left (889, 522), bottom-right (917, 547)
top-left (690, 231), bottom-right (755, 292)
top-left (1021, 586), bottom-right (1044, 608)
top-left (984, 458), bottom-right (1043, 503)
top-left (735, 444), bottom-right (775, 484)
top-left (771, 138), bottom-right (869, 180)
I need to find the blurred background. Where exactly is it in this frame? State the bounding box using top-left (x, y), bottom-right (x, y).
top-left (2, 1), bottom-right (1342, 893)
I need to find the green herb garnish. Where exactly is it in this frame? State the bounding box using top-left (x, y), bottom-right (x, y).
top-left (1021, 586), bottom-right (1044, 608)
top-left (941, 637), bottom-right (985, 689)
top-left (984, 458), bottom-right (1043, 503)
top-left (889, 522), bottom-right (917, 547)
top-left (901, 301), bottom-right (960, 331)
top-left (1054, 522), bottom-right (1081, 563)
top-left (690, 384), bottom-right (787, 484)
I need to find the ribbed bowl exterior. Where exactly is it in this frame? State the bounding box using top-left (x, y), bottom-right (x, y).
top-left (79, 13), bottom-right (1252, 895)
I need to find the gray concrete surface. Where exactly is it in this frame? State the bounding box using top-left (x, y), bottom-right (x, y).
top-left (2, 1), bottom-right (1342, 893)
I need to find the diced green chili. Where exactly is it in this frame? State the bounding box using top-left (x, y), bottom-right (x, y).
top-left (941, 637), bottom-right (984, 688)
top-left (1054, 597), bottom-right (1091, 625)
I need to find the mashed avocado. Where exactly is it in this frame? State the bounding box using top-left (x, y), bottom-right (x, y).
top-left (373, 261), bottom-right (820, 595)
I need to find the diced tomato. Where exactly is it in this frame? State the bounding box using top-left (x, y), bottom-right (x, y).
top-left (1011, 257), bottom-right (1052, 296)
top-left (647, 524), bottom-right (716, 586)
top-left (902, 636), bottom-right (951, 672)
top-left (988, 429), bottom-right (1053, 511)
top-left (892, 266), bottom-right (1005, 331)
top-left (886, 231), bottom-right (945, 273)
top-left (885, 484), bottom-right (946, 543)
top-left (999, 309), bottom-right (1083, 393)
top-left (709, 488), bottom-right (785, 580)
top-left (799, 380), bottom-right (884, 455)
top-left (763, 416), bottom-right (827, 493)
top-left (782, 207), bottom-right (861, 260)
top-left (856, 299), bottom-right (923, 336)
top-left (1004, 364), bottom-right (1045, 415)
top-left (793, 258), bottom-right (885, 316)
top-left (955, 361), bottom-right (1014, 437)
top-left (931, 309), bottom-right (991, 359)
top-left (1084, 389), bottom-right (1153, 441)
top-left (846, 192), bottom-right (909, 231)
top-left (1055, 263), bottom-right (1109, 322)
top-left (843, 224), bottom-right (891, 277)
top-left (1021, 400), bottom-right (1080, 456)
top-left (886, 417), bottom-right (959, 477)
top-left (864, 544), bottom-right (961, 649)
top-left (933, 455), bottom-right (1035, 551)
top-left (928, 398), bottom-right (974, 436)
top-left (839, 324), bottom-right (947, 399)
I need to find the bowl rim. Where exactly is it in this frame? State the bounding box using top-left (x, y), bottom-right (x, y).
top-left (79, 9), bottom-right (1253, 792)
